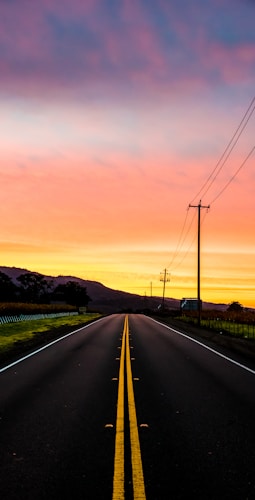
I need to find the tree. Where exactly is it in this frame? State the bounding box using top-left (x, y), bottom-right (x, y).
top-left (227, 301), bottom-right (243, 312)
top-left (17, 273), bottom-right (53, 303)
top-left (0, 271), bottom-right (18, 301)
top-left (53, 281), bottom-right (91, 307)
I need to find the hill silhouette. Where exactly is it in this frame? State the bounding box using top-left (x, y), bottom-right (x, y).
top-left (0, 266), bottom-right (226, 313)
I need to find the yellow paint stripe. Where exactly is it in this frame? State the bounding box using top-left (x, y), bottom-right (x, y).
top-left (125, 315), bottom-right (146, 500)
top-left (113, 315), bottom-right (146, 499)
top-left (112, 318), bottom-right (126, 500)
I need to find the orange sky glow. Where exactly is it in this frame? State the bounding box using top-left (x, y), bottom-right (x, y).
top-left (0, 1), bottom-right (255, 308)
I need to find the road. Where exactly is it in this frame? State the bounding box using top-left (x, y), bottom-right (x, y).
top-left (1, 313), bottom-right (255, 499)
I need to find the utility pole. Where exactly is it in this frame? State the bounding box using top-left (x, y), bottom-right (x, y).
top-left (160, 269), bottom-right (170, 310)
top-left (188, 200), bottom-right (210, 326)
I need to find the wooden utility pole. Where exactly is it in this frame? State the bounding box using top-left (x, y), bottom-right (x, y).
top-left (188, 200), bottom-right (210, 326)
top-left (160, 269), bottom-right (170, 310)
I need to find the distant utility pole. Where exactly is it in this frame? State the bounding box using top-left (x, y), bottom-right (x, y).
top-left (150, 281), bottom-right (153, 298)
top-left (160, 269), bottom-right (170, 310)
top-left (189, 200), bottom-right (210, 326)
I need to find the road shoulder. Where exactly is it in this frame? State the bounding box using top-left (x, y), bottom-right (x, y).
top-left (150, 315), bottom-right (255, 363)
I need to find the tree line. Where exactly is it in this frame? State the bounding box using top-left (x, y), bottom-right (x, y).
top-left (0, 271), bottom-right (91, 307)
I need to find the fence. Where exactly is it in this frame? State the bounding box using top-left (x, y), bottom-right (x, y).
top-left (0, 311), bottom-right (78, 325)
top-left (181, 315), bottom-right (255, 340)
top-left (201, 318), bottom-right (255, 339)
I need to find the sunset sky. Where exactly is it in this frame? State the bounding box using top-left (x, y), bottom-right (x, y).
top-left (0, 0), bottom-right (255, 307)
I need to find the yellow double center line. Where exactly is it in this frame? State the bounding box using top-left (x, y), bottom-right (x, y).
top-left (112, 315), bottom-right (146, 500)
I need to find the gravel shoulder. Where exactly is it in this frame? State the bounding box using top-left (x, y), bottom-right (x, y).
top-left (151, 315), bottom-right (255, 364)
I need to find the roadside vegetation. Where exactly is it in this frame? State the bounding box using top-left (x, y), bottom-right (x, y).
top-left (0, 269), bottom-right (97, 362)
top-left (177, 307), bottom-right (255, 340)
top-left (151, 302), bottom-right (255, 341)
top-left (0, 313), bottom-right (101, 357)
top-left (0, 302), bottom-right (77, 315)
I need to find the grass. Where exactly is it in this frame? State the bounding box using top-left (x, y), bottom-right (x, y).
top-left (0, 313), bottom-right (101, 354)
top-left (200, 318), bottom-right (255, 339)
top-left (176, 315), bottom-right (255, 339)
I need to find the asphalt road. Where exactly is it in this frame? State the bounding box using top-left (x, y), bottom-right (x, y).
top-left (1, 313), bottom-right (255, 499)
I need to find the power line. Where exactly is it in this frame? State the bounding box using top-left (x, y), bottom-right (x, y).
top-left (163, 98), bottom-right (254, 303)
top-left (171, 230), bottom-right (197, 272)
top-left (209, 146), bottom-right (255, 205)
top-left (167, 208), bottom-right (189, 268)
top-left (201, 108), bottom-right (255, 201)
top-left (176, 156), bottom-right (250, 275)
top-left (170, 211), bottom-right (200, 272)
top-left (167, 208), bottom-right (197, 269)
top-left (189, 95), bottom-right (255, 204)
top-left (168, 203), bottom-right (209, 275)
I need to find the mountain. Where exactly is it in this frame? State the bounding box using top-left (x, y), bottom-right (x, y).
top-left (0, 266), bottom-right (227, 313)
top-left (0, 266), bottom-right (163, 313)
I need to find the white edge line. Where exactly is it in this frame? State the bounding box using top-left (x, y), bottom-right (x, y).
top-left (148, 316), bottom-right (255, 376)
top-left (0, 316), bottom-right (105, 373)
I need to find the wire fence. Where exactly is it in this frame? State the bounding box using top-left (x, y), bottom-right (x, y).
top-left (0, 311), bottom-right (78, 325)
top-left (179, 314), bottom-right (255, 340)
top-left (200, 318), bottom-right (255, 339)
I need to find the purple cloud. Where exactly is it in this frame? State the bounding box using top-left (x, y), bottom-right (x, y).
top-left (0, 0), bottom-right (254, 100)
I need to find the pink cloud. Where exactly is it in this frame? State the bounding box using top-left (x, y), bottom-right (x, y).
top-left (1, 0), bottom-right (253, 102)
top-left (198, 41), bottom-right (255, 84)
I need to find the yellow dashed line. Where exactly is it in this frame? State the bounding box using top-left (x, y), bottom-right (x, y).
top-left (112, 315), bottom-right (146, 499)
top-left (125, 315), bottom-right (146, 500)
top-left (112, 323), bottom-right (126, 500)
